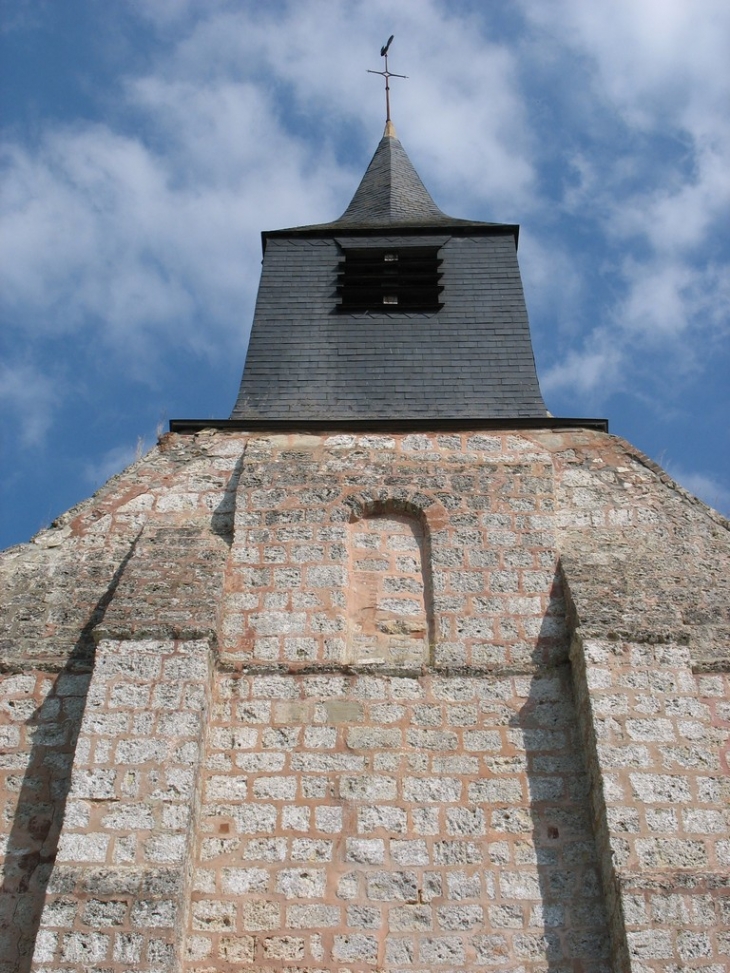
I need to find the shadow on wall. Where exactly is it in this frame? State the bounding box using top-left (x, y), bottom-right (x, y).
top-left (512, 586), bottom-right (612, 973)
top-left (211, 449), bottom-right (246, 545)
top-left (0, 538), bottom-right (138, 973)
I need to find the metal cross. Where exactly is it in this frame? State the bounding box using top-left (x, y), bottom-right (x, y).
top-left (367, 35), bottom-right (407, 123)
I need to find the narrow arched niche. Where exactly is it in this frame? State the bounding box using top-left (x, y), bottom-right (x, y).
top-left (346, 505), bottom-right (433, 667)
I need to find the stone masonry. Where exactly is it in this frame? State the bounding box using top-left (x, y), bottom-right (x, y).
top-left (1, 428), bottom-right (729, 973)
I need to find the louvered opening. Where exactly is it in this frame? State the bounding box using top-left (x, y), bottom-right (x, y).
top-left (337, 247), bottom-right (443, 312)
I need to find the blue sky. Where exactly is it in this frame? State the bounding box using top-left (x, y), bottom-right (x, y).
top-left (1, 0), bottom-right (729, 549)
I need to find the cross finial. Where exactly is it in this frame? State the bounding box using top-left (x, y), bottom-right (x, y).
top-left (367, 35), bottom-right (407, 130)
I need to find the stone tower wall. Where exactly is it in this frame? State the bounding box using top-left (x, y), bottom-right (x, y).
top-left (1, 429), bottom-right (728, 973)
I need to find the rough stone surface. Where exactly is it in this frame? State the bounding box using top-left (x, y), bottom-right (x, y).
top-left (188, 665), bottom-right (609, 971)
top-left (0, 428), bottom-right (728, 973)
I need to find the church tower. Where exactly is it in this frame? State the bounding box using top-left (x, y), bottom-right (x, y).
top-left (230, 121), bottom-right (548, 423)
top-left (1, 105), bottom-right (728, 973)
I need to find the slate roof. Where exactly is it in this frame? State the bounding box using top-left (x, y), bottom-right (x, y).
top-left (338, 127), bottom-right (449, 225)
top-left (230, 127), bottom-right (548, 422)
top-left (273, 123), bottom-right (510, 235)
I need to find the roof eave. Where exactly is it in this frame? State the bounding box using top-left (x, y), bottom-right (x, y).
top-left (171, 416), bottom-right (609, 434)
top-left (261, 222), bottom-right (520, 253)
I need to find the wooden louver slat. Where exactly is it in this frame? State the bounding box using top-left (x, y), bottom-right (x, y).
top-left (337, 247), bottom-right (444, 312)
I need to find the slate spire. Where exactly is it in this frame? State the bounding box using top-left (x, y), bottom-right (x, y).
top-left (334, 124), bottom-right (453, 227)
top-left (280, 126), bottom-right (503, 235)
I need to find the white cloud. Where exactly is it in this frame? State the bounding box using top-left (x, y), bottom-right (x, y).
top-left (0, 0), bottom-right (541, 413)
top-left (141, 0), bottom-right (537, 213)
top-left (0, 74), bottom-right (351, 379)
top-left (608, 145), bottom-right (730, 254)
top-left (0, 361), bottom-right (59, 446)
top-left (1, 0), bottom-right (728, 434)
top-left (516, 0), bottom-right (730, 400)
top-left (520, 0), bottom-right (730, 123)
top-left (127, 0), bottom-right (228, 28)
top-left (83, 439), bottom-right (149, 488)
top-left (540, 335), bottom-right (623, 400)
top-left (666, 465), bottom-right (730, 518)
top-left (617, 258), bottom-right (730, 345)
top-left (518, 231), bottom-right (585, 339)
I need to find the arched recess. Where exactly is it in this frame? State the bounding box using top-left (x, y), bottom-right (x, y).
top-left (344, 496), bottom-right (438, 667)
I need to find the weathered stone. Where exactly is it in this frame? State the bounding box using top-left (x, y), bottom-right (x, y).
top-left (0, 428), bottom-right (728, 973)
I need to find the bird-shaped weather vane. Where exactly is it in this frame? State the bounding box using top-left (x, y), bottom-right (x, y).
top-left (368, 35), bottom-right (407, 125)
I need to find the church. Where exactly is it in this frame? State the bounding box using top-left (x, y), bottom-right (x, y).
top-left (1, 103), bottom-right (729, 973)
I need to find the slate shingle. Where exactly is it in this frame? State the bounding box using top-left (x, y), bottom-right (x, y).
top-left (230, 130), bottom-right (547, 421)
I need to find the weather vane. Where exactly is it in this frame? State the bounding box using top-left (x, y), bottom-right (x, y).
top-left (367, 35), bottom-right (407, 124)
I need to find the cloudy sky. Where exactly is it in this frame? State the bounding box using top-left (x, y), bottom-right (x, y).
top-left (1, 0), bottom-right (729, 549)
